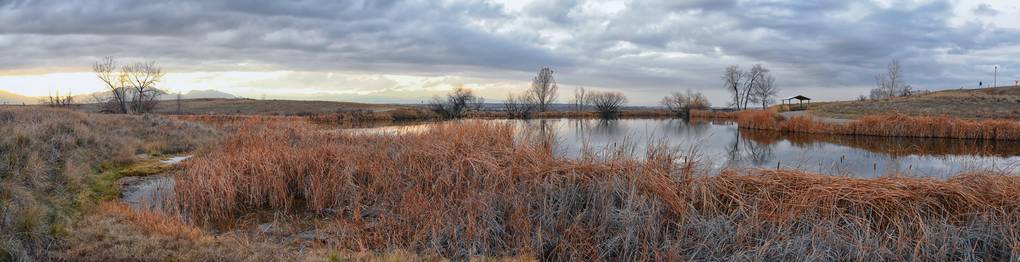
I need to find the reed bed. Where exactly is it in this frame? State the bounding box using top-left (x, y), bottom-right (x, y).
top-left (168, 119), bottom-right (1020, 260)
top-left (739, 129), bottom-right (1020, 157)
top-left (737, 110), bottom-right (1020, 140)
top-left (308, 108), bottom-right (733, 123)
top-left (306, 108), bottom-right (438, 123)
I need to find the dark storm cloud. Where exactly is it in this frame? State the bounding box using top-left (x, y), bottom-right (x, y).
top-left (1, 0), bottom-right (1019, 100)
top-left (571, 0), bottom-right (1020, 90)
top-left (0, 0), bottom-right (569, 72)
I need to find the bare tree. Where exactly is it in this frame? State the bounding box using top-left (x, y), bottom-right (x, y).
top-left (871, 59), bottom-right (911, 100)
top-left (44, 90), bottom-right (75, 108)
top-left (741, 64), bottom-right (769, 110)
top-left (661, 89), bottom-right (711, 118)
top-left (92, 57), bottom-right (165, 114)
top-left (752, 74), bottom-right (778, 109)
top-left (587, 91), bottom-right (626, 119)
top-left (528, 67), bottom-right (558, 112)
top-left (722, 65), bottom-right (743, 109)
top-left (503, 92), bottom-right (535, 118)
top-left (122, 61), bottom-right (165, 113)
top-left (429, 87), bottom-right (484, 119)
top-left (470, 95), bottom-right (486, 112)
top-left (93, 57), bottom-right (130, 113)
top-left (572, 87), bottom-right (587, 112)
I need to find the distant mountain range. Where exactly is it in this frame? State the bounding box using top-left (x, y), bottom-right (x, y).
top-left (72, 89), bottom-right (240, 103)
top-left (171, 89), bottom-right (241, 100)
top-left (0, 90), bottom-right (39, 105)
top-left (0, 89), bottom-right (240, 105)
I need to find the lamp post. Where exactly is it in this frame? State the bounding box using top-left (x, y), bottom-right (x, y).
top-left (993, 65), bottom-right (997, 88)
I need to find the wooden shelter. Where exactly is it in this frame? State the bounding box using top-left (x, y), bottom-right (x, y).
top-left (782, 95), bottom-right (811, 111)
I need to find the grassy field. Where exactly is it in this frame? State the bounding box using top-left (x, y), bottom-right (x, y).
top-left (809, 85), bottom-right (1020, 120)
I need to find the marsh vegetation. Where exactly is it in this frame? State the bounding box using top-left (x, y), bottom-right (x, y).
top-left (163, 118), bottom-right (1019, 260)
top-left (3, 102), bottom-right (1020, 260)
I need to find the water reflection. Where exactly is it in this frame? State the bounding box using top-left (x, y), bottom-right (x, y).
top-left (343, 118), bottom-right (1020, 177)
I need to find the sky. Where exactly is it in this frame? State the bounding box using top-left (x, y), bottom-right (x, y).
top-left (1, 0), bottom-right (1019, 106)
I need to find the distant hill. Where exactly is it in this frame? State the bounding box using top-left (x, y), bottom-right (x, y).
top-left (810, 85), bottom-right (1020, 120)
top-left (77, 98), bottom-right (410, 115)
top-left (73, 89), bottom-right (240, 102)
top-left (174, 89), bottom-right (240, 100)
top-left (0, 90), bottom-right (38, 105)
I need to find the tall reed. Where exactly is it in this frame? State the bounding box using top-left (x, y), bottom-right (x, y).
top-left (737, 110), bottom-right (1020, 140)
top-left (169, 119), bottom-right (1020, 260)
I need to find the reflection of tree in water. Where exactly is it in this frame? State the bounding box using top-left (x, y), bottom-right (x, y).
top-left (570, 118), bottom-right (593, 139)
top-left (738, 129), bottom-right (1020, 157)
top-left (519, 119), bottom-right (559, 153)
top-left (743, 138), bottom-right (774, 165)
top-left (593, 119), bottom-right (623, 136)
top-left (725, 128), bottom-right (775, 167)
top-left (662, 118), bottom-right (710, 137)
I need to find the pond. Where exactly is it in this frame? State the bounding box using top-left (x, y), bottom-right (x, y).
top-left (346, 118), bottom-right (1020, 178)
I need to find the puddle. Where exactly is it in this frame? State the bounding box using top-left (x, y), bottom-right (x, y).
top-left (119, 155), bottom-right (190, 211)
top-left (161, 155), bottom-right (191, 165)
top-left (120, 176), bottom-right (174, 211)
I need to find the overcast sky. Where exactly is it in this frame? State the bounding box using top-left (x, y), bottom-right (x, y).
top-left (1, 0), bottom-right (1019, 105)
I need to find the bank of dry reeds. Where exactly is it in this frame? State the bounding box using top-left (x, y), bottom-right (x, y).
top-left (737, 110), bottom-right (1020, 140)
top-left (307, 108), bottom-right (734, 123)
top-left (169, 119), bottom-right (1020, 260)
top-left (739, 129), bottom-right (1020, 157)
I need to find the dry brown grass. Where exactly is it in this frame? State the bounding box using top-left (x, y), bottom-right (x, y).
top-left (0, 107), bottom-right (220, 260)
top-left (739, 129), bottom-right (1020, 157)
top-left (167, 119), bottom-right (1020, 260)
top-left (811, 85), bottom-right (1020, 120)
top-left (690, 109), bottom-right (739, 119)
top-left (57, 201), bottom-right (318, 261)
top-left (737, 110), bottom-right (1020, 140)
top-left (308, 108), bottom-right (439, 123)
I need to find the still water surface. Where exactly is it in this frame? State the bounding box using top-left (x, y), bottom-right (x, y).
top-left (346, 118), bottom-right (1020, 177)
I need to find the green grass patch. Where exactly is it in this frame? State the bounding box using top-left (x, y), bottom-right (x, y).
top-left (119, 159), bottom-right (172, 177)
top-left (66, 158), bottom-right (175, 219)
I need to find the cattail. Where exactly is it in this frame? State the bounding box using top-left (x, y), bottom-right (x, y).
top-left (162, 117), bottom-right (1020, 260)
top-left (736, 110), bottom-right (1020, 140)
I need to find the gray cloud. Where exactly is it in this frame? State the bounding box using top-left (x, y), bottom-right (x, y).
top-left (973, 3), bottom-right (999, 15)
top-left (1, 0), bottom-right (1018, 103)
